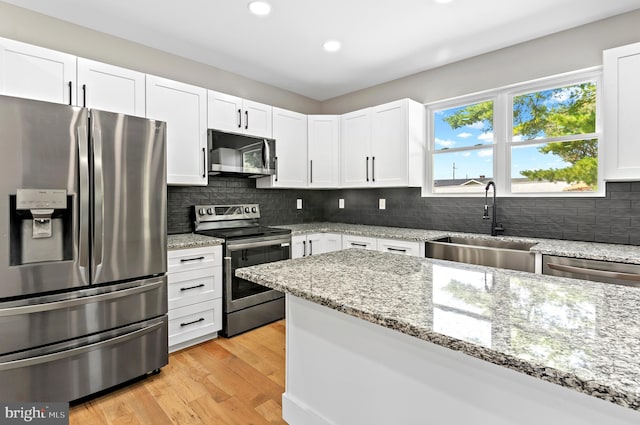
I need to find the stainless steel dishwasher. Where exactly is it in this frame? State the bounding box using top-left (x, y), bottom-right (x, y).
top-left (542, 255), bottom-right (640, 287)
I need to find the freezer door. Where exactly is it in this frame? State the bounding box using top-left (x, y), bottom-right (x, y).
top-left (0, 95), bottom-right (90, 298)
top-left (91, 110), bottom-right (167, 284)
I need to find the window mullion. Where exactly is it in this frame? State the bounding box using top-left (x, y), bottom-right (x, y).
top-left (494, 92), bottom-right (509, 196)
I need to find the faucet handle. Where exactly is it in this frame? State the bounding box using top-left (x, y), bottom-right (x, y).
top-left (494, 223), bottom-right (505, 234)
top-left (482, 205), bottom-right (490, 219)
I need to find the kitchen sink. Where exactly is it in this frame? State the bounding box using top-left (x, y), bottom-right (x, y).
top-left (425, 236), bottom-right (537, 272)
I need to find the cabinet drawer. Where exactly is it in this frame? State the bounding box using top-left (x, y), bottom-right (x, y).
top-left (168, 266), bottom-right (222, 310)
top-left (377, 239), bottom-right (422, 257)
top-left (168, 245), bottom-right (221, 273)
top-left (168, 299), bottom-right (222, 348)
top-left (342, 235), bottom-right (377, 250)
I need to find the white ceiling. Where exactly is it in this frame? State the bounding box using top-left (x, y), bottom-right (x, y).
top-left (4, 0), bottom-right (640, 100)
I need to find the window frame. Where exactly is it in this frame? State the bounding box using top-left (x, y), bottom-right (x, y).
top-left (423, 68), bottom-right (604, 197)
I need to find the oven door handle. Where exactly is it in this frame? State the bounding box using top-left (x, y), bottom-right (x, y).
top-left (224, 256), bottom-right (232, 290)
top-left (227, 238), bottom-right (291, 251)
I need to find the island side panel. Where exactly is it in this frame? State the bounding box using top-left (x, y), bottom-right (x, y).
top-left (283, 295), bottom-right (640, 425)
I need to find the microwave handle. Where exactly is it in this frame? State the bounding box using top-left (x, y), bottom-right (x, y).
top-left (262, 139), bottom-right (270, 169)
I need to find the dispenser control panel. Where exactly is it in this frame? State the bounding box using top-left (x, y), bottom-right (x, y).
top-left (16, 189), bottom-right (67, 210)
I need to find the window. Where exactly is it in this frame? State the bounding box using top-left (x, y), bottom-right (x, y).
top-left (425, 69), bottom-right (601, 196)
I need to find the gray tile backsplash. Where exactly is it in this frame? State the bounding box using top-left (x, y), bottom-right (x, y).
top-left (168, 179), bottom-right (640, 245)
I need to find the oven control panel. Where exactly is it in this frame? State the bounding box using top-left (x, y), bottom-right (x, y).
top-left (194, 204), bottom-right (260, 223)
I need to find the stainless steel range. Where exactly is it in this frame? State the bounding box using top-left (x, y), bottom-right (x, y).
top-left (194, 204), bottom-right (291, 337)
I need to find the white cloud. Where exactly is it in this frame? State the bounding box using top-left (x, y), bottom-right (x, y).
top-left (457, 132), bottom-right (472, 139)
top-left (462, 152), bottom-right (471, 157)
top-left (477, 132), bottom-right (494, 142)
top-left (466, 122), bottom-right (484, 130)
top-left (512, 135), bottom-right (524, 142)
top-left (477, 149), bottom-right (492, 157)
top-left (435, 138), bottom-right (456, 148)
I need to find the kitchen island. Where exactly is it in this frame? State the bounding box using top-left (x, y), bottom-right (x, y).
top-left (237, 249), bottom-right (640, 425)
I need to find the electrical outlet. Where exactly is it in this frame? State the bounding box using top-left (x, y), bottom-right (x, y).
top-left (296, 199), bottom-right (303, 209)
top-left (339, 199), bottom-right (345, 209)
top-left (379, 199), bottom-right (386, 209)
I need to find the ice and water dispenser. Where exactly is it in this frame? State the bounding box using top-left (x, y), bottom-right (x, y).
top-left (10, 189), bottom-right (73, 265)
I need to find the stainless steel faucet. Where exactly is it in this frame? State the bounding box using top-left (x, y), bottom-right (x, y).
top-left (483, 181), bottom-right (504, 236)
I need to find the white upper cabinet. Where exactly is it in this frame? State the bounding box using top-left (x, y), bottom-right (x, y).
top-left (257, 107), bottom-right (307, 188)
top-left (146, 75), bottom-right (208, 186)
top-left (77, 58), bottom-right (145, 116)
top-left (341, 108), bottom-right (372, 187)
top-left (207, 90), bottom-right (272, 138)
top-left (603, 42), bottom-right (640, 181)
top-left (0, 37), bottom-right (76, 105)
top-left (308, 115), bottom-right (340, 188)
top-left (340, 99), bottom-right (425, 188)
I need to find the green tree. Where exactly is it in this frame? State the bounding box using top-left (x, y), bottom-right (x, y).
top-left (443, 83), bottom-right (597, 187)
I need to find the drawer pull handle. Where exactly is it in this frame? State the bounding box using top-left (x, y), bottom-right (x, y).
top-left (180, 283), bottom-right (205, 291)
top-left (387, 247), bottom-right (407, 253)
top-left (180, 317), bottom-right (205, 327)
top-left (547, 263), bottom-right (640, 282)
top-left (180, 256), bottom-right (205, 263)
top-left (351, 243), bottom-right (367, 248)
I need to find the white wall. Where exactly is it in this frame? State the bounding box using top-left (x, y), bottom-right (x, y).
top-left (320, 9), bottom-right (640, 113)
top-left (0, 2), bottom-right (321, 114)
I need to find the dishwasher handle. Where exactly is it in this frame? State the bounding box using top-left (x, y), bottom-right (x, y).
top-left (547, 262), bottom-right (640, 283)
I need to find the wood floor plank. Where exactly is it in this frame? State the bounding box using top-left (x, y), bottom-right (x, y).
top-left (69, 320), bottom-right (287, 425)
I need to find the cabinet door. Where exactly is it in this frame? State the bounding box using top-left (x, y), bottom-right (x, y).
top-left (0, 37), bottom-right (76, 105)
top-left (308, 115), bottom-right (340, 188)
top-left (322, 233), bottom-right (343, 253)
top-left (243, 99), bottom-right (272, 138)
top-left (603, 42), bottom-right (640, 180)
top-left (340, 108), bottom-right (372, 187)
top-left (291, 235), bottom-right (307, 259)
top-left (147, 75), bottom-right (207, 186)
top-left (306, 233), bottom-right (324, 256)
top-left (77, 58), bottom-right (145, 116)
top-left (269, 107), bottom-right (308, 187)
top-left (207, 90), bottom-right (244, 133)
top-left (342, 235), bottom-right (377, 250)
top-left (371, 100), bottom-right (408, 186)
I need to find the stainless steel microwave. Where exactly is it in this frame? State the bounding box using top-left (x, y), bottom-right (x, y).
top-left (207, 129), bottom-right (276, 177)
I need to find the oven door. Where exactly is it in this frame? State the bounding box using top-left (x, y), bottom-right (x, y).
top-left (224, 234), bottom-right (290, 313)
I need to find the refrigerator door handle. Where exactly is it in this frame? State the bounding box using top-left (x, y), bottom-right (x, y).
top-left (0, 278), bottom-right (164, 317)
top-left (93, 127), bottom-right (104, 274)
top-left (0, 319), bottom-right (164, 371)
top-left (77, 124), bottom-right (90, 282)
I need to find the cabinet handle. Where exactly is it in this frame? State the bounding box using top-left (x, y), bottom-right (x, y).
top-left (310, 160), bottom-right (313, 184)
top-left (180, 256), bottom-right (205, 263)
top-left (387, 247), bottom-right (407, 253)
top-left (275, 156), bottom-right (279, 182)
top-left (68, 81), bottom-right (72, 106)
top-left (372, 156), bottom-right (375, 182)
top-left (82, 84), bottom-right (87, 107)
top-left (245, 110), bottom-right (249, 130)
top-left (351, 242), bottom-right (367, 248)
top-left (180, 283), bottom-right (205, 291)
top-left (309, 240), bottom-right (313, 256)
top-left (302, 240), bottom-right (306, 257)
top-left (180, 317), bottom-right (205, 327)
top-left (237, 109), bottom-right (242, 128)
top-left (202, 147), bottom-right (206, 178)
top-left (366, 157), bottom-right (369, 182)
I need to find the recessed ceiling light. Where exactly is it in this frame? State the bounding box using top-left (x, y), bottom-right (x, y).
top-left (323, 40), bottom-right (341, 52)
top-left (248, 1), bottom-right (271, 16)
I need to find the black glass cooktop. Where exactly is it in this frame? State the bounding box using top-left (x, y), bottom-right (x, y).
top-left (196, 226), bottom-right (291, 241)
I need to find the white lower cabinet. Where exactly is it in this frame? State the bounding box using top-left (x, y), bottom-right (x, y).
top-left (342, 235), bottom-right (377, 251)
top-left (376, 238), bottom-right (424, 257)
top-left (292, 233), bottom-right (343, 259)
top-left (167, 245), bottom-right (222, 352)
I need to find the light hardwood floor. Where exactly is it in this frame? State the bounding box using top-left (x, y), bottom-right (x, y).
top-left (70, 320), bottom-right (287, 425)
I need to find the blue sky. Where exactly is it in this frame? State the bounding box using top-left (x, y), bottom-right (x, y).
top-left (433, 101), bottom-right (572, 180)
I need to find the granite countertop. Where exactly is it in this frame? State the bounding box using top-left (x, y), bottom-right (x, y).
top-left (274, 222), bottom-right (640, 264)
top-left (167, 233), bottom-right (224, 250)
top-left (236, 249), bottom-right (640, 412)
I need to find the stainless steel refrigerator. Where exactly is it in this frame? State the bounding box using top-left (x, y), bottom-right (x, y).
top-left (0, 95), bottom-right (168, 402)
